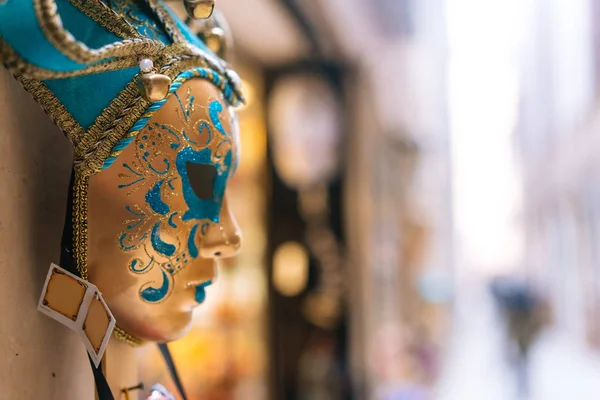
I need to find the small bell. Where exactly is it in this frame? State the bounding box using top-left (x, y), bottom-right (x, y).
top-left (184, 0), bottom-right (215, 20)
top-left (138, 59), bottom-right (172, 102)
top-left (202, 27), bottom-right (227, 57)
top-left (193, 9), bottom-right (232, 60)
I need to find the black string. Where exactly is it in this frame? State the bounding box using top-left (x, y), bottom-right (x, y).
top-left (158, 343), bottom-right (188, 400)
top-left (61, 171), bottom-right (114, 400)
top-left (62, 173), bottom-right (189, 400)
top-left (89, 357), bottom-right (115, 400)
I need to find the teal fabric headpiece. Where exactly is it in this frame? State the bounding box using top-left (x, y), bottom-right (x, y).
top-left (0, 0), bottom-right (243, 175)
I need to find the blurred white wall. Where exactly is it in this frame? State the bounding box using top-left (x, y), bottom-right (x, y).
top-left (518, 0), bottom-right (600, 345)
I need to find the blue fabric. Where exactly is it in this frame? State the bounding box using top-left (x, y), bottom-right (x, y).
top-left (0, 0), bottom-right (87, 71)
top-left (0, 0), bottom-right (216, 131)
top-left (57, 0), bottom-right (121, 47)
top-left (44, 67), bottom-right (139, 129)
top-left (0, 0), bottom-right (138, 128)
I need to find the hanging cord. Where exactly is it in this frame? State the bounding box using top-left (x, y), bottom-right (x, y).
top-left (158, 343), bottom-right (188, 400)
top-left (89, 357), bottom-right (115, 400)
top-left (60, 172), bottom-right (114, 400)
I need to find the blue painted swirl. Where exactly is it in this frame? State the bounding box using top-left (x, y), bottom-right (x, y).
top-left (150, 222), bottom-right (176, 256)
top-left (188, 224), bottom-right (199, 259)
top-left (145, 180), bottom-right (170, 215)
top-left (140, 270), bottom-right (170, 303)
top-left (130, 257), bottom-right (154, 273)
top-left (209, 101), bottom-right (226, 136)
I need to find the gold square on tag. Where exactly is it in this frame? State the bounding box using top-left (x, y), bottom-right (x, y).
top-left (83, 293), bottom-right (112, 355)
top-left (38, 264), bottom-right (116, 367)
top-left (42, 269), bottom-right (87, 321)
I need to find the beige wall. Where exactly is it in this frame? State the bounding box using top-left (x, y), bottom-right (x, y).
top-left (0, 66), bottom-right (93, 399)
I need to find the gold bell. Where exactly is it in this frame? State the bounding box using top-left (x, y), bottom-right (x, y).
top-left (194, 10), bottom-right (232, 60)
top-left (138, 59), bottom-right (171, 102)
top-left (184, 0), bottom-right (215, 20)
top-left (202, 27), bottom-right (227, 57)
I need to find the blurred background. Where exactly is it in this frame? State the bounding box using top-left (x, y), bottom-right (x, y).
top-left (141, 0), bottom-right (600, 399)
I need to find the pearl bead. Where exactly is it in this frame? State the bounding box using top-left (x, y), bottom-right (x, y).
top-left (139, 58), bottom-right (154, 73)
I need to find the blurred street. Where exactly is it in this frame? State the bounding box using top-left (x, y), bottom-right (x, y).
top-left (436, 281), bottom-right (600, 400)
top-left (528, 329), bottom-right (600, 400)
top-left (436, 283), bottom-right (516, 400)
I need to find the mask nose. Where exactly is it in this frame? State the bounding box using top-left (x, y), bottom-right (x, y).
top-left (199, 195), bottom-right (242, 259)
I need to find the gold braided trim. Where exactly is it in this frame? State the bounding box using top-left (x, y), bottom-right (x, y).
top-left (72, 174), bottom-right (89, 281)
top-left (73, 80), bottom-right (147, 164)
top-left (2, 40), bottom-right (213, 173)
top-left (113, 326), bottom-right (144, 346)
top-left (72, 173), bottom-right (145, 346)
top-left (74, 53), bottom-right (211, 176)
top-left (68, 0), bottom-right (142, 39)
top-left (1, 39), bottom-right (140, 80)
top-left (146, 0), bottom-right (186, 43)
top-left (34, 0), bottom-right (165, 64)
top-left (145, 0), bottom-right (229, 77)
top-left (17, 77), bottom-right (84, 145)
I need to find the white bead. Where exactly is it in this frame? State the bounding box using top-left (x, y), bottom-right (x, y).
top-left (140, 58), bottom-right (154, 73)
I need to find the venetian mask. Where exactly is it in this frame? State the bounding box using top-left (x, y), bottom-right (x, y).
top-left (88, 77), bottom-right (242, 342)
top-left (0, 0), bottom-right (244, 344)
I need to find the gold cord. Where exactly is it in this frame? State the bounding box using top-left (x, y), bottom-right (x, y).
top-left (72, 174), bottom-right (89, 281)
top-left (113, 326), bottom-right (144, 346)
top-left (73, 172), bottom-right (145, 346)
top-left (68, 0), bottom-right (142, 39)
top-left (34, 0), bottom-right (165, 64)
top-left (17, 76), bottom-right (85, 145)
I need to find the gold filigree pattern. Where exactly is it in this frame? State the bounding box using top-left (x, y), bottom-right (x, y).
top-left (115, 91), bottom-right (232, 303)
top-left (107, 0), bottom-right (167, 41)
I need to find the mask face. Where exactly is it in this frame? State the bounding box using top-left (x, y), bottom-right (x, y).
top-left (87, 78), bottom-right (242, 342)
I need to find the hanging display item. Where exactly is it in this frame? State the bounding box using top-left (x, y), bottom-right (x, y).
top-left (0, 0), bottom-right (245, 398)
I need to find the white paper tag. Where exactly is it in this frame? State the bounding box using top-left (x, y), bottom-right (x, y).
top-left (38, 263), bottom-right (116, 367)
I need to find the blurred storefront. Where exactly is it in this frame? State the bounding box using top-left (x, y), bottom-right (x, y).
top-left (339, 1), bottom-right (454, 398)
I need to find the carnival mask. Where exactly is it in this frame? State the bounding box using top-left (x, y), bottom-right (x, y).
top-left (0, 0), bottom-right (244, 344)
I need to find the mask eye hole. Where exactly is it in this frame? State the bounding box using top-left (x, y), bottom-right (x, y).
top-left (187, 163), bottom-right (217, 200)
